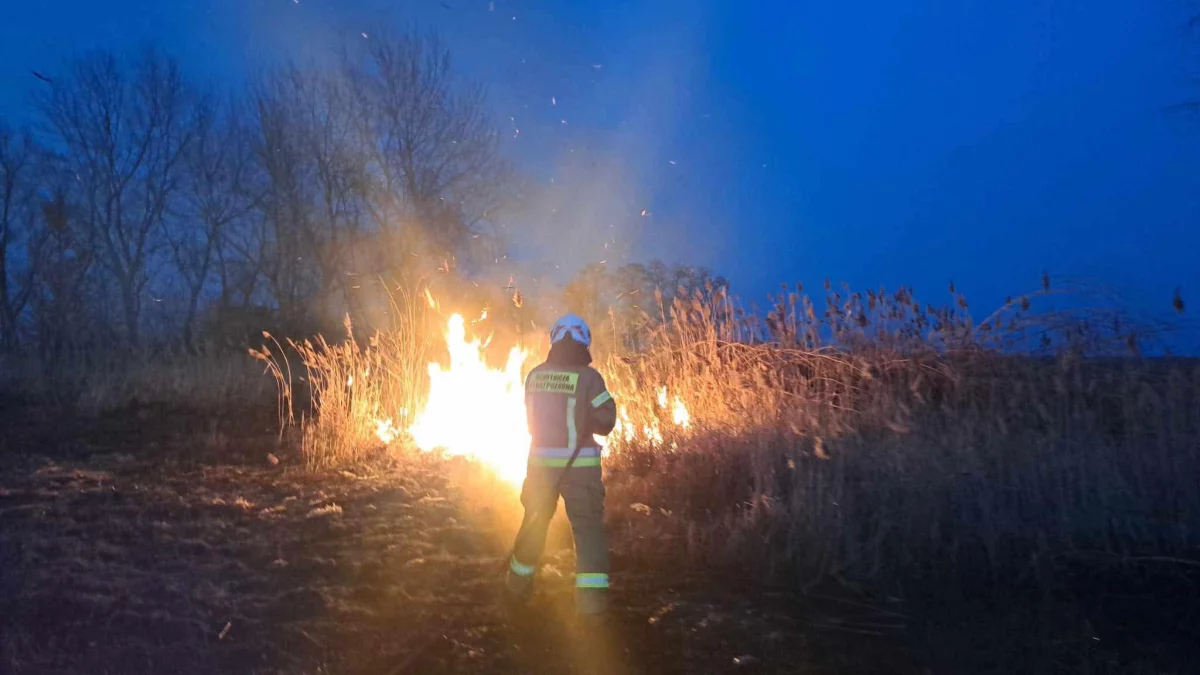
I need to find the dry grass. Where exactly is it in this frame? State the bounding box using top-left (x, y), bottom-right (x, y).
top-left (0, 345), bottom-right (273, 414)
top-left (0, 436), bottom-right (883, 675)
top-left (251, 288), bottom-right (437, 470)
top-left (249, 278), bottom-right (1199, 597)
top-left (2, 278), bottom-right (1196, 673)
top-left (598, 283), bottom-right (1200, 592)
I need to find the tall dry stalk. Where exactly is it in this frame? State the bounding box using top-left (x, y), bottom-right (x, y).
top-left (252, 276), bottom-right (1198, 594)
top-left (251, 286), bottom-right (435, 470)
top-left (599, 285), bottom-right (1199, 592)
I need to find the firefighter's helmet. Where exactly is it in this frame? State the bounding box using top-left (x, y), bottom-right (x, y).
top-left (550, 314), bottom-right (591, 347)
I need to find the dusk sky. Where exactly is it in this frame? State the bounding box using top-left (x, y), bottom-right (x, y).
top-left (2, 0), bottom-right (1197, 343)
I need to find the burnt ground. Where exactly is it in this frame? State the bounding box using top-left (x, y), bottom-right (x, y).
top-left (0, 402), bottom-right (915, 675)
top-left (1, 400), bottom-right (1198, 674)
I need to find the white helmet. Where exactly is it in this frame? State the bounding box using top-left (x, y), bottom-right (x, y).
top-left (550, 313), bottom-right (592, 347)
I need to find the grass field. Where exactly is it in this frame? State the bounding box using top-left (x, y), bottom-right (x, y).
top-left (0, 403), bottom-right (920, 674)
top-left (2, 285), bottom-right (1198, 674)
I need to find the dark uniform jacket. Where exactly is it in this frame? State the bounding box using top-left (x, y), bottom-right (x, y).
top-left (524, 339), bottom-right (617, 467)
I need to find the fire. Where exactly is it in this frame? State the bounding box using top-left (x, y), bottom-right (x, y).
top-left (672, 395), bottom-right (691, 428)
top-left (611, 386), bottom-right (689, 446)
top-left (375, 418), bottom-right (400, 444)
top-left (656, 386), bottom-right (690, 428)
top-left (374, 310), bottom-right (692, 485)
top-left (404, 314), bottom-right (531, 485)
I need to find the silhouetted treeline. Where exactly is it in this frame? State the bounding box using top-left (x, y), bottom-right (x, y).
top-left (0, 33), bottom-right (517, 357)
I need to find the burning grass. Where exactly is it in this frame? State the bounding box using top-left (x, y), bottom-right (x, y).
top-left (600, 285), bottom-right (1200, 598)
top-left (256, 279), bottom-right (1200, 605)
top-left (0, 409), bottom-right (888, 675)
top-left (3, 277), bottom-right (1198, 673)
top-left (252, 291), bottom-right (437, 471)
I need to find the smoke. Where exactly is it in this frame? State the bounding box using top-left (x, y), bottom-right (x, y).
top-left (229, 0), bottom-right (717, 291)
top-left (6, 0), bottom-right (721, 329)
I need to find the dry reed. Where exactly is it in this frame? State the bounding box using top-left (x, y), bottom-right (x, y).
top-left (251, 277), bottom-right (1199, 592)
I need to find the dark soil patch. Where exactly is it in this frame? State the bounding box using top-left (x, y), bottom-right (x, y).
top-left (1, 403), bottom-right (1197, 674)
top-left (0, 406), bottom-right (915, 674)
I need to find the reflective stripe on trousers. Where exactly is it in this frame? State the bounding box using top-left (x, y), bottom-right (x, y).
top-left (575, 572), bottom-right (609, 588)
top-left (528, 446), bottom-right (602, 468)
top-left (509, 556), bottom-right (536, 577)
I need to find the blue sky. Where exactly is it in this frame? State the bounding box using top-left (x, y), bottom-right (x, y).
top-left (2, 0), bottom-right (1197, 344)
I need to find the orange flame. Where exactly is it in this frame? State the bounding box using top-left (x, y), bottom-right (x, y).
top-left (375, 314), bottom-right (529, 485)
top-left (376, 310), bottom-right (691, 485)
top-left (411, 314), bottom-right (530, 485)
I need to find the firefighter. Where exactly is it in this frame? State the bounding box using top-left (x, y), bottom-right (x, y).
top-left (504, 314), bottom-right (617, 616)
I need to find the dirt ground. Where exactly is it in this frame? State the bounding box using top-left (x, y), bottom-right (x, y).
top-left (0, 403), bottom-right (917, 675)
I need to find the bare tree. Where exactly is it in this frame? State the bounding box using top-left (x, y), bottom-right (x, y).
top-left (343, 32), bottom-right (515, 272)
top-left (247, 68), bottom-right (325, 327)
top-left (14, 35), bottom-right (517, 348)
top-left (170, 96), bottom-right (259, 346)
top-left (246, 34), bottom-right (516, 332)
top-left (35, 48), bottom-right (197, 347)
top-left (27, 181), bottom-right (97, 360)
top-left (564, 260), bottom-right (732, 350)
top-left (0, 121), bottom-right (42, 351)
top-left (275, 63), bottom-right (371, 325)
